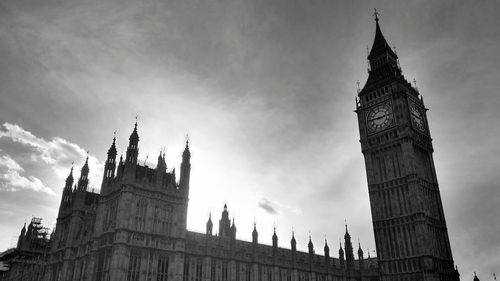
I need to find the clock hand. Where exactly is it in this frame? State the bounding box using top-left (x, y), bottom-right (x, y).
top-left (368, 114), bottom-right (387, 122)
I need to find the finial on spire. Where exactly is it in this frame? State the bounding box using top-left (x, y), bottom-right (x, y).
top-left (135, 115), bottom-right (138, 127)
top-left (374, 8), bottom-right (379, 22)
top-left (356, 80), bottom-right (360, 94)
top-left (113, 130), bottom-right (116, 141)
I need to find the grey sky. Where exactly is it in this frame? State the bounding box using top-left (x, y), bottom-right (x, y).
top-left (1, 0), bottom-right (499, 279)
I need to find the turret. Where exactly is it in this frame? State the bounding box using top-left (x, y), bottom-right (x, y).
top-left (272, 226), bottom-right (278, 248)
top-left (156, 151), bottom-right (166, 184)
top-left (179, 140), bottom-right (191, 190)
top-left (358, 242), bottom-right (364, 269)
top-left (338, 241), bottom-right (345, 269)
top-left (76, 156), bottom-right (89, 191)
top-left (344, 224), bottom-right (354, 269)
top-left (206, 213), bottom-right (213, 235)
top-left (58, 166), bottom-right (74, 214)
top-left (291, 232), bottom-right (296, 252)
top-left (230, 218), bottom-right (236, 239)
top-left (308, 235), bottom-right (314, 255)
top-left (218, 204), bottom-right (231, 237)
top-left (102, 135), bottom-right (117, 185)
top-left (272, 226), bottom-right (278, 262)
top-left (116, 154), bottom-right (124, 178)
top-left (252, 222), bottom-right (258, 244)
top-left (64, 166), bottom-right (74, 191)
top-left (125, 121), bottom-right (139, 166)
top-left (324, 239), bottom-right (330, 264)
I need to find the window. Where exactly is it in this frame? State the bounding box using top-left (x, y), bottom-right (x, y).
top-left (157, 255), bottom-right (169, 281)
top-left (135, 199), bottom-right (148, 231)
top-left (128, 250), bottom-right (141, 281)
top-left (222, 262), bottom-right (228, 281)
top-left (146, 252), bottom-right (154, 281)
top-left (153, 205), bottom-right (160, 233)
top-left (211, 261), bottom-right (216, 281)
top-left (195, 259), bottom-right (203, 281)
top-left (183, 257), bottom-right (190, 281)
top-left (161, 205), bottom-right (171, 235)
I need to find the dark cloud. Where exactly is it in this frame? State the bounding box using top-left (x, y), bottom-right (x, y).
top-left (258, 198), bottom-right (278, 215)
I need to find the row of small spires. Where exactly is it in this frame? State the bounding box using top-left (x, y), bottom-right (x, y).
top-left (205, 204), bottom-right (372, 260)
top-left (62, 120), bottom-right (190, 193)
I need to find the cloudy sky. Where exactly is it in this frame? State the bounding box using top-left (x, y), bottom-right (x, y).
top-left (1, 0), bottom-right (499, 279)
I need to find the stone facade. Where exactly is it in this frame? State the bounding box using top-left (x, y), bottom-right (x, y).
top-left (0, 121), bottom-right (378, 281)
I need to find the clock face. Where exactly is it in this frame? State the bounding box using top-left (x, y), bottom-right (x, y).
top-left (410, 104), bottom-right (425, 131)
top-left (366, 103), bottom-right (394, 132)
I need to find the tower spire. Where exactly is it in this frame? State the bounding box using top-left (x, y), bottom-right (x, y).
top-left (252, 221), bottom-right (258, 244)
top-left (103, 133), bottom-right (117, 185)
top-left (125, 119), bottom-right (139, 166)
top-left (64, 165), bottom-right (74, 190)
top-left (76, 154), bottom-right (90, 191)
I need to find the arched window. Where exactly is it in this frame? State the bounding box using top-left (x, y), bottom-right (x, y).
top-left (135, 199), bottom-right (147, 231)
top-left (152, 205), bottom-right (160, 234)
top-left (127, 250), bottom-right (141, 281)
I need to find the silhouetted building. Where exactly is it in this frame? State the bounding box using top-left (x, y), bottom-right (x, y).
top-left (355, 12), bottom-right (460, 281)
top-left (0, 217), bottom-right (51, 281)
top-left (0, 12), bottom-right (462, 281)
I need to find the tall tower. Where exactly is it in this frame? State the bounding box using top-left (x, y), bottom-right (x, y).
top-left (355, 13), bottom-right (459, 280)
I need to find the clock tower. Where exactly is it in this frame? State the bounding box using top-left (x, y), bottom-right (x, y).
top-left (355, 14), bottom-right (460, 281)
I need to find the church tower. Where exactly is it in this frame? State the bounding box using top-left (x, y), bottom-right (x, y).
top-left (355, 12), bottom-right (459, 280)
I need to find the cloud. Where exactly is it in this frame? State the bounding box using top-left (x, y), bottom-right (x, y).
top-left (258, 197), bottom-right (278, 214)
top-left (0, 153), bottom-right (54, 195)
top-left (0, 123), bottom-right (103, 191)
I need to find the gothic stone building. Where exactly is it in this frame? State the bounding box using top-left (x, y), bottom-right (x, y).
top-left (0, 14), bottom-right (461, 281)
top-left (1, 121), bottom-right (379, 281)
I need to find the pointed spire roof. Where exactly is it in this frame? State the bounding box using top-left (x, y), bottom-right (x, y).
top-left (272, 225), bottom-right (278, 240)
top-left (338, 239), bottom-right (344, 254)
top-left (324, 238), bottom-right (329, 252)
top-left (65, 165), bottom-right (74, 187)
top-left (206, 212), bottom-right (213, 227)
top-left (473, 272), bottom-right (479, 281)
top-left (183, 139), bottom-right (191, 158)
top-left (368, 10), bottom-right (397, 60)
top-left (129, 119), bottom-right (139, 142)
top-left (108, 133), bottom-right (117, 156)
top-left (344, 223), bottom-right (351, 239)
top-left (358, 241), bottom-right (364, 256)
top-left (81, 154), bottom-right (89, 175)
